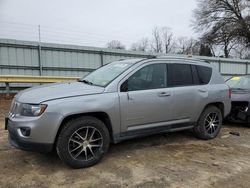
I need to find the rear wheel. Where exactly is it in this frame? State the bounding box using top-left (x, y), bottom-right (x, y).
top-left (56, 116), bottom-right (110, 168)
top-left (193, 106), bottom-right (222, 140)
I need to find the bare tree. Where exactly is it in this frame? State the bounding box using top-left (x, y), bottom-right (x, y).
top-left (202, 25), bottom-right (237, 57)
top-left (151, 27), bottom-right (163, 53)
top-left (199, 44), bottom-right (213, 56)
top-left (232, 43), bottom-right (250, 59)
top-left (192, 0), bottom-right (250, 55)
top-left (130, 38), bottom-right (149, 52)
top-left (106, 40), bottom-right (125, 49)
top-left (200, 38), bottom-right (216, 56)
top-left (175, 37), bottom-right (188, 54)
top-left (175, 37), bottom-right (200, 55)
top-left (161, 27), bottom-right (174, 53)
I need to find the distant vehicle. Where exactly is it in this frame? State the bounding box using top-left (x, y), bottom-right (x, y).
top-left (5, 57), bottom-right (231, 168)
top-left (226, 75), bottom-right (250, 126)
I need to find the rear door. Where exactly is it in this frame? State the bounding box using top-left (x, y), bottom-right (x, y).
top-left (167, 63), bottom-right (209, 123)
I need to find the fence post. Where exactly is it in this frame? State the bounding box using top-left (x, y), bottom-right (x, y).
top-left (38, 25), bottom-right (43, 76)
top-left (246, 63), bottom-right (248, 75)
top-left (218, 60), bottom-right (221, 73)
top-left (100, 51), bottom-right (104, 67)
top-left (5, 82), bottom-right (9, 97)
top-left (38, 45), bottom-right (43, 76)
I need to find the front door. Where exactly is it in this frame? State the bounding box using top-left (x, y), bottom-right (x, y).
top-left (118, 62), bottom-right (174, 134)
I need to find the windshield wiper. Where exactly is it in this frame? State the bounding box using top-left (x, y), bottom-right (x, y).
top-left (78, 79), bottom-right (93, 85)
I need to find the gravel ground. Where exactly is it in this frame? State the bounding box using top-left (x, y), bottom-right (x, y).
top-left (1, 96), bottom-right (250, 188)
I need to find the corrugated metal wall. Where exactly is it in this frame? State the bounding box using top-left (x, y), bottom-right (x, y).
top-left (1, 38), bottom-right (250, 87)
top-left (0, 39), bottom-right (152, 78)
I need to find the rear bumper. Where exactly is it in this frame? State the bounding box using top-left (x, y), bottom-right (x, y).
top-left (7, 121), bottom-right (53, 153)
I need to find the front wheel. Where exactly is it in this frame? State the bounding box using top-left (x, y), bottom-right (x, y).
top-left (56, 116), bottom-right (110, 168)
top-left (193, 106), bottom-right (223, 140)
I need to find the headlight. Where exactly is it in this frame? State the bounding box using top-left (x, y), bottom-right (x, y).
top-left (20, 104), bottom-right (47, 117)
top-left (10, 101), bottom-right (47, 117)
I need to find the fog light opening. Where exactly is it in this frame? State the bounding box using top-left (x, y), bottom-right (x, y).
top-left (20, 127), bottom-right (31, 137)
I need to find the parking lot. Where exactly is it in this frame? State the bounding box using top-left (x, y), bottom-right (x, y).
top-left (1, 96), bottom-right (250, 188)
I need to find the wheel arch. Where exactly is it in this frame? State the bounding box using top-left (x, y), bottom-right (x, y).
top-left (201, 102), bottom-right (224, 118)
top-left (54, 112), bottom-right (114, 149)
top-left (194, 102), bottom-right (224, 140)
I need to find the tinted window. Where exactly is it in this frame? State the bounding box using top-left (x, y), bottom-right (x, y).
top-left (122, 64), bottom-right (167, 91)
top-left (191, 65), bottom-right (200, 85)
top-left (196, 65), bottom-right (212, 84)
top-left (168, 64), bottom-right (193, 87)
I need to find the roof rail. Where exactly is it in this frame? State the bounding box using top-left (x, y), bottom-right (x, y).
top-left (153, 55), bottom-right (210, 63)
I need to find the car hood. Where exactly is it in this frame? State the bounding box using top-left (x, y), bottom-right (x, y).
top-left (15, 82), bottom-right (105, 104)
top-left (231, 89), bottom-right (250, 102)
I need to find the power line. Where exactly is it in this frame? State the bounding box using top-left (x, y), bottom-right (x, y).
top-left (0, 21), bottom-right (138, 44)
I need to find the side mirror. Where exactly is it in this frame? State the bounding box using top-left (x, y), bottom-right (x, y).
top-left (120, 80), bottom-right (128, 92)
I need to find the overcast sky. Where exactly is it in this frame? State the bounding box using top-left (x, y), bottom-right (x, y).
top-left (0, 0), bottom-right (198, 48)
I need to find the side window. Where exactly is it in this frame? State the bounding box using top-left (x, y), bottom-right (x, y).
top-left (121, 64), bottom-right (167, 92)
top-left (196, 65), bottom-right (212, 84)
top-left (191, 65), bottom-right (200, 85)
top-left (168, 64), bottom-right (193, 87)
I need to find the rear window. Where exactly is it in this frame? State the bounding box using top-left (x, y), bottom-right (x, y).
top-left (196, 65), bottom-right (212, 84)
top-left (168, 64), bottom-right (193, 87)
top-left (167, 64), bottom-right (212, 87)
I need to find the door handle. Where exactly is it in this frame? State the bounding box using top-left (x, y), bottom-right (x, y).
top-left (198, 89), bottom-right (207, 93)
top-left (158, 92), bottom-right (171, 97)
top-left (127, 92), bottom-right (133, 100)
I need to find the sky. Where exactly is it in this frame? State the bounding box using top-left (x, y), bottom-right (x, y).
top-left (0, 0), bottom-right (198, 48)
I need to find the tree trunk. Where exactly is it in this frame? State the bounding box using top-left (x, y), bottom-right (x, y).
top-left (224, 45), bottom-right (229, 58)
top-left (165, 45), bottom-right (168, 54)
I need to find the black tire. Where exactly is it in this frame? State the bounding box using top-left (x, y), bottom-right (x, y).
top-left (56, 116), bottom-right (110, 168)
top-left (193, 106), bottom-right (223, 140)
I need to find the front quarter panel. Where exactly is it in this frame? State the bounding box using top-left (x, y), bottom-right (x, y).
top-left (45, 93), bottom-right (120, 143)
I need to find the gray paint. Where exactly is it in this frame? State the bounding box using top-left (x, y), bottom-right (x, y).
top-left (15, 82), bottom-right (105, 103)
top-left (7, 57), bottom-right (231, 145)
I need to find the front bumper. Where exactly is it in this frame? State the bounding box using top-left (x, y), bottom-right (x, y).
top-left (5, 110), bottom-right (64, 152)
top-left (7, 122), bottom-right (53, 152)
top-left (226, 101), bottom-right (249, 123)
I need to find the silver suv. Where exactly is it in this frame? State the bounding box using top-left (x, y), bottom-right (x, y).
top-left (5, 57), bottom-right (231, 168)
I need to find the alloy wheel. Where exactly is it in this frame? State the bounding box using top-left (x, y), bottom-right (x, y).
top-left (204, 112), bottom-right (220, 134)
top-left (68, 126), bottom-right (103, 161)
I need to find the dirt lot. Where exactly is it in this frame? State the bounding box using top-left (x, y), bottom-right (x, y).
top-left (1, 96), bottom-right (250, 188)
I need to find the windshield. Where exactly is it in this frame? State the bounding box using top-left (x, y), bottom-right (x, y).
top-left (227, 76), bottom-right (250, 90)
top-left (80, 61), bottom-right (133, 87)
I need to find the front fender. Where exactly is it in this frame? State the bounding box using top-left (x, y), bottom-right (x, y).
top-left (45, 93), bottom-right (121, 143)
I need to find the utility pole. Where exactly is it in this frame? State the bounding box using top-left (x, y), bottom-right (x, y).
top-left (38, 25), bottom-right (41, 43)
